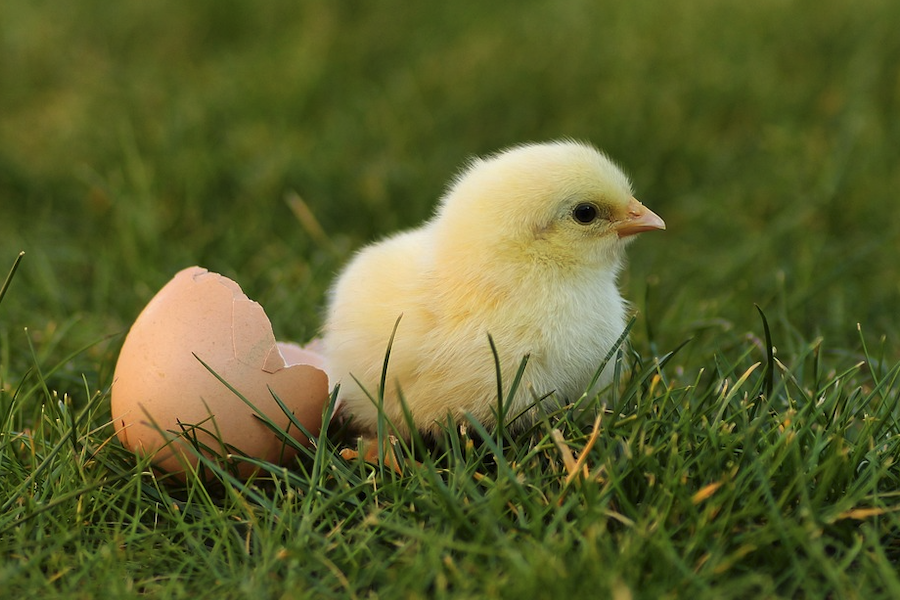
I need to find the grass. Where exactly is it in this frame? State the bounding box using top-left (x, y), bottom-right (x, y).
top-left (2, 0), bottom-right (900, 598)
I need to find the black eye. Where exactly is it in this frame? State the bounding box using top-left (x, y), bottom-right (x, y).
top-left (572, 203), bottom-right (598, 224)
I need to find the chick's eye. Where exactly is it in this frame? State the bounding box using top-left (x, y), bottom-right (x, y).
top-left (572, 203), bottom-right (599, 224)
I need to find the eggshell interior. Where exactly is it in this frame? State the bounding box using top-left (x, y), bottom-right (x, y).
top-left (111, 266), bottom-right (329, 480)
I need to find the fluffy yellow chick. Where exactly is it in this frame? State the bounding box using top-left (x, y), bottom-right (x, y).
top-left (322, 140), bottom-right (664, 437)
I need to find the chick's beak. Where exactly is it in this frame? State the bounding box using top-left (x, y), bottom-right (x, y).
top-left (614, 197), bottom-right (666, 238)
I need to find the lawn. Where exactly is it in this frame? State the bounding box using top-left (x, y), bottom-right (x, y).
top-left (1, 1), bottom-right (899, 598)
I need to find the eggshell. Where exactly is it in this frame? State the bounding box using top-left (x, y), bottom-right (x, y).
top-left (111, 266), bottom-right (329, 480)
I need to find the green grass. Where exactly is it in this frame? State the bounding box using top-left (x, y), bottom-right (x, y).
top-left (2, 0), bottom-right (900, 598)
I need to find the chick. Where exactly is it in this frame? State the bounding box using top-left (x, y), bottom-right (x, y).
top-left (322, 140), bottom-right (664, 437)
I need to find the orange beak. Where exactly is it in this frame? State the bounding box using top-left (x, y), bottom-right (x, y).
top-left (614, 197), bottom-right (666, 238)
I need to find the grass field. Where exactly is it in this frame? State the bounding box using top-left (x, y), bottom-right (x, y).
top-left (2, 1), bottom-right (900, 598)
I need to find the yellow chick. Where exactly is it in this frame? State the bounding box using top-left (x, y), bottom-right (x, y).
top-left (322, 140), bottom-right (664, 437)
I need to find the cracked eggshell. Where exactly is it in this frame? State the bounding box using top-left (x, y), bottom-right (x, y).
top-left (111, 266), bottom-right (329, 480)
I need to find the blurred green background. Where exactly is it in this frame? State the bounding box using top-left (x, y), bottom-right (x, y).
top-left (1, 0), bottom-right (898, 399)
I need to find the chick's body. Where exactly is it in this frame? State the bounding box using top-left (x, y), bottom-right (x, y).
top-left (323, 141), bottom-right (664, 436)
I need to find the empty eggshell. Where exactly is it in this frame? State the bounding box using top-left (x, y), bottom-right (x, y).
top-left (111, 266), bottom-right (329, 480)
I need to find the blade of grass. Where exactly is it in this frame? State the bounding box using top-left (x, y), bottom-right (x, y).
top-left (755, 304), bottom-right (775, 401)
top-left (0, 251), bottom-right (24, 308)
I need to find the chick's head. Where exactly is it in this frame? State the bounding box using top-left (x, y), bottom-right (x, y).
top-left (433, 140), bottom-right (665, 273)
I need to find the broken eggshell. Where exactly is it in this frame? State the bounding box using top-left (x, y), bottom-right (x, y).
top-left (111, 266), bottom-right (329, 480)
